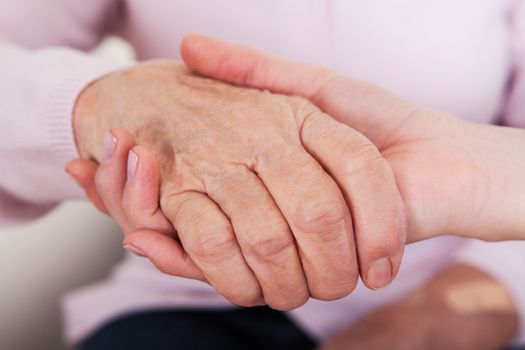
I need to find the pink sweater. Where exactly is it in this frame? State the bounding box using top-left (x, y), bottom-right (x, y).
top-left (1, 0), bottom-right (525, 346)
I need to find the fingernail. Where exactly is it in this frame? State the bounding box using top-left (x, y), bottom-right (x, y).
top-left (123, 243), bottom-right (146, 257)
top-left (103, 132), bottom-right (117, 161)
top-left (366, 257), bottom-right (393, 291)
top-left (127, 150), bottom-right (138, 180)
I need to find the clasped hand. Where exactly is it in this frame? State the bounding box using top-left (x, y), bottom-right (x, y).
top-left (69, 59), bottom-right (406, 310)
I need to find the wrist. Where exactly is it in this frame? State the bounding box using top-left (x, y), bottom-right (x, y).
top-left (448, 122), bottom-right (525, 240)
top-left (72, 80), bottom-right (104, 161)
top-left (72, 66), bottom-right (135, 161)
top-left (72, 60), bottom-right (186, 162)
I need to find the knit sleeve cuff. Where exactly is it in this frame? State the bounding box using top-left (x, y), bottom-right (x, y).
top-left (45, 59), bottom-right (134, 169)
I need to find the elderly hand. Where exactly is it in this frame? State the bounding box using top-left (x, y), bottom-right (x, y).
top-left (181, 35), bottom-right (525, 242)
top-left (68, 60), bottom-right (407, 309)
top-left (320, 264), bottom-right (518, 350)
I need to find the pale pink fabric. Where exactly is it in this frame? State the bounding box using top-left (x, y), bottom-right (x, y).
top-left (1, 0), bottom-right (525, 346)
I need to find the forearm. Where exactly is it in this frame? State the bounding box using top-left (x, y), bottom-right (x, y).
top-left (452, 122), bottom-right (525, 241)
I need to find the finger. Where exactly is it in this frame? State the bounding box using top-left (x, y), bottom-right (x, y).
top-left (66, 159), bottom-right (108, 215)
top-left (299, 108), bottom-right (407, 290)
top-left (181, 34), bottom-right (418, 148)
top-left (255, 144), bottom-right (359, 301)
top-left (181, 34), bottom-right (329, 100)
top-left (160, 190), bottom-right (263, 306)
top-left (204, 167), bottom-right (308, 310)
top-left (123, 229), bottom-right (205, 281)
top-left (94, 128), bottom-right (136, 231)
top-left (121, 146), bottom-right (174, 235)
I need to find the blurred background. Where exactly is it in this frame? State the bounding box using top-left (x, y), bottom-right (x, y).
top-left (0, 37), bottom-right (133, 350)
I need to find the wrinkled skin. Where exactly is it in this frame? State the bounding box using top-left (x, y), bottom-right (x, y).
top-left (180, 35), bottom-right (525, 242)
top-left (71, 60), bottom-right (407, 310)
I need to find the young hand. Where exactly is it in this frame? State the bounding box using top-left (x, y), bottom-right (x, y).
top-left (181, 35), bottom-right (525, 242)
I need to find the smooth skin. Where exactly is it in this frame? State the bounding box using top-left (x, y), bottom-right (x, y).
top-left (70, 61), bottom-right (407, 309)
top-left (179, 35), bottom-right (525, 243)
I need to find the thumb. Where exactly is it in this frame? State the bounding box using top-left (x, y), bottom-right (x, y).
top-left (181, 34), bottom-right (331, 102)
top-left (181, 34), bottom-right (423, 148)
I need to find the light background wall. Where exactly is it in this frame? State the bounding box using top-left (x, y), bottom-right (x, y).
top-left (0, 37), bottom-right (134, 350)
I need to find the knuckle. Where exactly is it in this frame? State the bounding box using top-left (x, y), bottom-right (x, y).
top-left (310, 273), bottom-right (359, 301)
top-left (288, 95), bottom-right (315, 112)
top-left (341, 141), bottom-right (386, 179)
top-left (287, 94), bottom-right (321, 117)
top-left (224, 287), bottom-right (262, 307)
top-left (293, 200), bottom-right (348, 238)
top-left (159, 192), bottom-right (180, 218)
top-left (189, 231), bottom-right (238, 262)
top-left (160, 191), bottom-right (197, 223)
top-left (359, 224), bottom-right (406, 259)
top-left (299, 109), bottom-right (325, 138)
top-left (245, 232), bottom-right (293, 263)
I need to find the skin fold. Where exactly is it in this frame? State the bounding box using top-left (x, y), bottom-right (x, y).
top-left (69, 141), bottom-right (520, 348)
top-left (67, 35), bottom-right (525, 348)
top-left (179, 35), bottom-right (525, 243)
top-left (68, 35), bottom-right (525, 319)
top-left (70, 60), bottom-right (407, 309)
